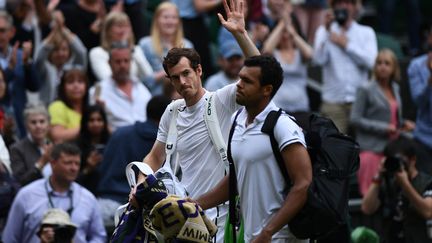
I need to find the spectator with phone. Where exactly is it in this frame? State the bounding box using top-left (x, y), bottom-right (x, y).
top-left (313, 0), bottom-right (377, 134)
top-left (351, 49), bottom-right (415, 196)
top-left (75, 105), bottom-right (110, 194)
top-left (9, 103), bottom-right (52, 186)
top-left (407, 25), bottom-right (432, 175)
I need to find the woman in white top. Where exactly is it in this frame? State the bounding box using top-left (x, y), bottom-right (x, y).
top-left (262, 6), bottom-right (313, 114)
top-left (138, 2), bottom-right (193, 94)
top-left (89, 11), bottom-right (153, 82)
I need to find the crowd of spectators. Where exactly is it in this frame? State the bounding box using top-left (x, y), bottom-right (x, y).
top-left (0, 0), bottom-right (431, 242)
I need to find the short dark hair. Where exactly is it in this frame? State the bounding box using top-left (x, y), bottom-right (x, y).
top-left (243, 55), bottom-right (283, 97)
top-left (108, 41), bottom-right (132, 60)
top-left (383, 137), bottom-right (417, 159)
top-left (162, 48), bottom-right (201, 77)
top-left (147, 95), bottom-right (171, 121)
top-left (51, 143), bottom-right (81, 160)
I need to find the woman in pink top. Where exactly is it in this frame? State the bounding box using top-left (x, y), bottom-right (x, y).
top-left (350, 49), bottom-right (416, 196)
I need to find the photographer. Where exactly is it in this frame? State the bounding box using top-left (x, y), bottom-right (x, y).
top-left (37, 209), bottom-right (76, 243)
top-left (362, 137), bottom-right (432, 243)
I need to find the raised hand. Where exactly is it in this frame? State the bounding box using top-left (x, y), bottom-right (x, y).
top-left (218, 0), bottom-right (246, 34)
top-left (22, 41), bottom-right (33, 64)
top-left (8, 42), bottom-right (19, 70)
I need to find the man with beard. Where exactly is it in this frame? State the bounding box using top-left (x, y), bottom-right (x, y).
top-left (89, 41), bottom-right (152, 131)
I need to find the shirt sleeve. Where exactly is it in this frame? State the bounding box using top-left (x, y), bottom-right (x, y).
top-left (274, 114), bottom-right (306, 151)
top-left (345, 26), bottom-right (377, 70)
top-left (2, 191), bottom-right (26, 243)
top-left (408, 58), bottom-right (432, 108)
top-left (87, 197), bottom-right (107, 243)
top-left (156, 104), bottom-right (174, 144)
top-left (312, 25), bottom-right (330, 66)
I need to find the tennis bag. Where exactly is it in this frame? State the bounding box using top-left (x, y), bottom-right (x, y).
top-left (261, 109), bottom-right (360, 240)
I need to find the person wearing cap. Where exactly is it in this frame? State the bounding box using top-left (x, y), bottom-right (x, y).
top-left (37, 208), bottom-right (77, 243)
top-left (205, 40), bottom-right (244, 91)
top-left (2, 142), bottom-right (106, 243)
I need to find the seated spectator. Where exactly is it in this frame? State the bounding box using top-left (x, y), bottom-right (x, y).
top-left (37, 209), bottom-right (77, 243)
top-left (2, 142), bottom-right (106, 243)
top-left (89, 43), bottom-right (151, 131)
top-left (350, 49), bottom-right (415, 196)
top-left (75, 105), bottom-right (110, 195)
top-left (48, 68), bottom-right (89, 143)
top-left (97, 95), bottom-right (170, 229)
top-left (262, 10), bottom-right (312, 114)
top-left (9, 103), bottom-right (52, 186)
top-left (34, 13), bottom-right (87, 105)
top-left (205, 40), bottom-right (243, 91)
top-left (89, 11), bottom-right (153, 82)
top-left (138, 2), bottom-right (193, 94)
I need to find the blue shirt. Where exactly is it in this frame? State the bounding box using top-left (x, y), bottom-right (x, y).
top-left (408, 54), bottom-right (432, 149)
top-left (170, 0), bottom-right (198, 18)
top-left (2, 178), bottom-right (106, 243)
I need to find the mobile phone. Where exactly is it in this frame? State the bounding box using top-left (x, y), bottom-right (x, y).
top-left (94, 144), bottom-right (105, 155)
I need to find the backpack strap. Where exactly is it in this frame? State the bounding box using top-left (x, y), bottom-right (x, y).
top-left (227, 108), bottom-right (243, 243)
top-left (166, 99), bottom-right (185, 177)
top-left (261, 109), bottom-right (290, 184)
top-left (204, 93), bottom-right (229, 173)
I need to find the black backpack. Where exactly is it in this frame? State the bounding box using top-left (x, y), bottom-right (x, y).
top-left (261, 109), bottom-right (360, 240)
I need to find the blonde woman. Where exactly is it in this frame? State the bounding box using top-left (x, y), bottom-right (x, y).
top-left (138, 2), bottom-right (193, 94)
top-left (350, 49), bottom-right (415, 196)
top-left (89, 11), bottom-right (153, 82)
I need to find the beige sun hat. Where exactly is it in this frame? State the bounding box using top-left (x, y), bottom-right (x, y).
top-left (40, 208), bottom-right (77, 228)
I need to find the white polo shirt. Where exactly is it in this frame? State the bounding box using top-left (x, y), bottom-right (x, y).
top-left (230, 102), bottom-right (306, 242)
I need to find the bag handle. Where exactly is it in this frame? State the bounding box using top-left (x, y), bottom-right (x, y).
top-left (166, 99), bottom-right (185, 177)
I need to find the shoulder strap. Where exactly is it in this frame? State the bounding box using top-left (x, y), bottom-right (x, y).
top-left (227, 108), bottom-right (242, 243)
top-left (261, 109), bottom-right (290, 184)
top-left (166, 99), bottom-right (185, 176)
top-left (204, 92), bottom-right (229, 173)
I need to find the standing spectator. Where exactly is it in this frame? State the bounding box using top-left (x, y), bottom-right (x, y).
top-left (313, 0), bottom-right (377, 134)
top-left (351, 49), bottom-right (415, 196)
top-left (89, 11), bottom-right (153, 82)
top-left (132, 0), bottom-right (260, 241)
top-left (34, 18), bottom-right (87, 105)
top-left (75, 105), bottom-right (110, 195)
top-left (205, 40), bottom-right (243, 91)
top-left (263, 12), bottom-right (312, 114)
top-left (48, 68), bottom-right (89, 144)
top-left (139, 2), bottom-right (193, 95)
top-left (293, 0), bottom-right (326, 44)
top-left (407, 27), bottom-right (432, 174)
top-left (96, 95), bottom-right (169, 228)
top-left (89, 43), bottom-right (152, 131)
top-left (170, 0), bottom-right (221, 78)
top-left (2, 142), bottom-right (106, 243)
top-left (61, 0), bottom-right (106, 50)
top-left (0, 10), bottom-right (39, 138)
top-left (9, 103), bottom-right (53, 186)
top-left (195, 54), bottom-right (311, 242)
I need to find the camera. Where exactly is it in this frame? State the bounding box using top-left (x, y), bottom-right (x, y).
top-left (53, 225), bottom-right (76, 242)
top-left (383, 155), bottom-right (406, 174)
top-left (334, 8), bottom-right (348, 26)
